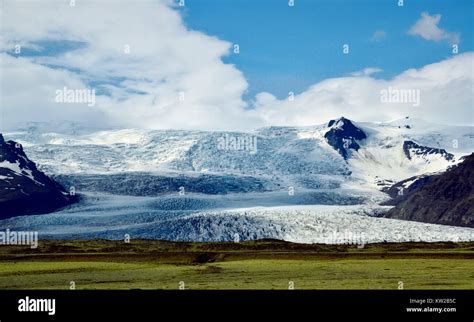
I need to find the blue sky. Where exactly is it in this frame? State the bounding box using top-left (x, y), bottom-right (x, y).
top-left (183, 0), bottom-right (473, 99)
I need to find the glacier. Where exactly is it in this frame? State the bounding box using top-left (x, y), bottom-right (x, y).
top-left (0, 117), bottom-right (473, 243)
top-left (0, 192), bottom-right (472, 243)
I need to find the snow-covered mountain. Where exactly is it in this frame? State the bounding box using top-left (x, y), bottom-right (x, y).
top-left (347, 117), bottom-right (470, 190)
top-left (5, 117), bottom-right (471, 191)
top-left (0, 117), bottom-right (472, 243)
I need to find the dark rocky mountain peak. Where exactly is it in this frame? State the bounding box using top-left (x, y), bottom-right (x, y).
top-left (324, 117), bottom-right (367, 159)
top-left (0, 133), bottom-right (77, 219)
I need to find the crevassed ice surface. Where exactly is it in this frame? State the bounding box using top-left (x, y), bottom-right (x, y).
top-left (1, 119), bottom-right (473, 243)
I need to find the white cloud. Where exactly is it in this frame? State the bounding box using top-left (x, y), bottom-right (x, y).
top-left (0, 0), bottom-right (261, 131)
top-left (0, 53), bottom-right (109, 129)
top-left (0, 2), bottom-right (472, 131)
top-left (254, 53), bottom-right (474, 126)
top-left (408, 12), bottom-right (460, 44)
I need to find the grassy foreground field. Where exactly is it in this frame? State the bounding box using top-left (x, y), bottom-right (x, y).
top-left (0, 239), bottom-right (473, 290)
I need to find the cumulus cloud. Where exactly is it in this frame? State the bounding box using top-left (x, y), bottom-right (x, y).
top-left (408, 12), bottom-right (460, 44)
top-left (0, 0), bottom-right (260, 131)
top-left (253, 53), bottom-right (474, 126)
top-left (0, 53), bottom-right (109, 128)
top-left (0, 1), bottom-right (472, 131)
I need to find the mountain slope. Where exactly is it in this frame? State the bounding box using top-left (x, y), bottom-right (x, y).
top-left (347, 117), bottom-right (469, 189)
top-left (0, 134), bottom-right (77, 219)
top-left (383, 153), bottom-right (474, 227)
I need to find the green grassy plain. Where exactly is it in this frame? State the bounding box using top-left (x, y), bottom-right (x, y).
top-left (0, 240), bottom-right (472, 290)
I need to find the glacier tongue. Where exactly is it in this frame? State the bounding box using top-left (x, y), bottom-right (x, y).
top-left (0, 193), bottom-right (472, 243)
top-left (1, 119), bottom-right (473, 243)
